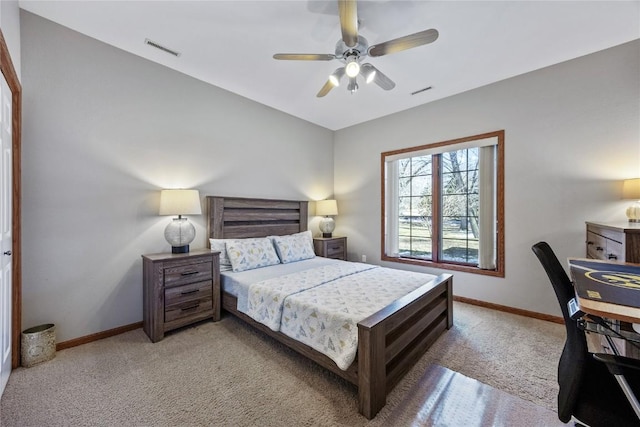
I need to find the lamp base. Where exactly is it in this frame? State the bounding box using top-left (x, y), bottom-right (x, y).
top-left (165, 217), bottom-right (196, 253)
top-left (172, 245), bottom-right (189, 254)
top-left (627, 201), bottom-right (640, 223)
top-left (319, 217), bottom-right (335, 239)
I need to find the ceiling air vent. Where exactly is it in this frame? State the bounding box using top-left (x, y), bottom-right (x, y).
top-left (411, 86), bottom-right (432, 96)
top-left (144, 39), bottom-right (181, 57)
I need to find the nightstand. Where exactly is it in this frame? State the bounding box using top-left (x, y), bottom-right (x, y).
top-left (313, 236), bottom-right (347, 260)
top-left (142, 249), bottom-right (220, 342)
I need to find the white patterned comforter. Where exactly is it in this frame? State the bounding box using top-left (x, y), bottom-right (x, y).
top-left (244, 262), bottom-right (375, 330)
top-left (239, 262), bottom-right (437, 370)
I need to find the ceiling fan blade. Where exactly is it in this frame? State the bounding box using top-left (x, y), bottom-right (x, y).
top-left (273, 53), bottom-right (335, 61)
top-left (338, 0), bottom-right (358, 48)
top-left (368, 28), bottom-right (439, 57)
top-left (316, 79), bottom-right (335, 97)
top-left (362, 63), bottom-right (395, 90)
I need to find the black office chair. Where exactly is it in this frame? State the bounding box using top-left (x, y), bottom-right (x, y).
top-left (532, 241), bottom-right (640, 426)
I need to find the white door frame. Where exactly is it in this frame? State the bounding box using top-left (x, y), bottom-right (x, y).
top-left (0, 28), bottom-right (23, 372)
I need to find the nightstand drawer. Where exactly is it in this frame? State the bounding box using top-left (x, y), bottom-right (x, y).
top-left (326, 240), bottom-right (345, 258)
top-left (313, 236), bottom-right (347, 261)
top-left (164, 260), bottom-right (212, 287)
top-left (164, 297), bottom-right (213, 323)
top-left (165, 280), bottom-right (213, 307)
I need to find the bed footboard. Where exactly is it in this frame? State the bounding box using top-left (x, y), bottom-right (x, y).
top-left (357, 273), bottom-right (453, 419)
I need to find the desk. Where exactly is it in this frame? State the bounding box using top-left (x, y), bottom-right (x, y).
top-left (569, 258), bottom-right (640, 322)
top-left (569, 258), bottom-right (640, 356)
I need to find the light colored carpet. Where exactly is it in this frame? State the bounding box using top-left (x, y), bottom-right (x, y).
top-left (0, 302), bottom-right (565, 426)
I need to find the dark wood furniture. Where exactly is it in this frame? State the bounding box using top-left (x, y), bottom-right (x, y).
top-left (206, 196), bottom-right (453, 419)
top-left (586, 221), bottom-right (640, 263)
top-left (313, 236), bottom-right (347, 260)
top-left (585, 221), bottom-right (640, 357)
top-left (142, 249), bottom-right (220, 342)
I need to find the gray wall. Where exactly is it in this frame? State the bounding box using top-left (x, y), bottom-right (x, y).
top-left (20, 12), bottom-right (334, 342)
top-left (334, 39), bottom-right (640, 317)
top-left (18, 8), bottom-right (640, 339)
top-left (0, 0), bottom-right (20, 78)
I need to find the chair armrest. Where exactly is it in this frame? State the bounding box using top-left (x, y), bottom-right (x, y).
top-left (594, 353), bottom-right (640, 376)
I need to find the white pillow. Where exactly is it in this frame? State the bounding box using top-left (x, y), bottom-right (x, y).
top-left (209, 238), bottom-right (234, 272)
top-left (271, 230), bottom-right (315, 264)
top-left (226, 238), bottom-right (281, 272)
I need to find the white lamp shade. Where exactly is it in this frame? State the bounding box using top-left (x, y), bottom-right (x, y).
top-left (159, 189), bottom-right (202, 216)
top-left (623, 178), bottom-right (640, 200)
top-left (316, 199), bottom-right (338, 216)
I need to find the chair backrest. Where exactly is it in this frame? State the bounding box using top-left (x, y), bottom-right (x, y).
top-left (532, 241), bottom-right (590, 423)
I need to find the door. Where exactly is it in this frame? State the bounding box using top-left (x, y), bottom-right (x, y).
top-left (0, 71), bottom-right (12, 394)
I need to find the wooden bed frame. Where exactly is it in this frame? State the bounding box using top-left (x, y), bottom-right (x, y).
top-left (206, 196), bottom-right (453, 419)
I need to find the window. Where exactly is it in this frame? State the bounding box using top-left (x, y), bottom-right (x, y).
top-left (382, 131), bottom-right (504, 277)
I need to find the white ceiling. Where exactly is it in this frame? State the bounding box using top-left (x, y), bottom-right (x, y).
top-left (19, 1), bottom-right (640, 131)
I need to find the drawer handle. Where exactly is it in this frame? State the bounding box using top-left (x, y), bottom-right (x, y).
top-left (181, 304), bottom-right (200, 312)
top-left (587, 241), bottom-right (594, 246)
top-left (180, 271), bottom-right (199, 276)
top-left (596, 246), bottom-right (604, 252)
top-left (608, 254), bottom-right (618, 260)
top-left (180, 289), bottom-right (199, 296)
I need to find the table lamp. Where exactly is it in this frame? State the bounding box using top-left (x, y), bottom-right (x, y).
top-left (623, 178), bottom-right (640, 223)
top-left (159, 189), bottom-right (202, 253)
top-left (316, 199), bottom-right (338, 238)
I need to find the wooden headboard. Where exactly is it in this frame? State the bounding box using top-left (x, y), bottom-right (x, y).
top-left (206, 196), bottom-right (308, 241)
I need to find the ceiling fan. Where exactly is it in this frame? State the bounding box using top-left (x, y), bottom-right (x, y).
top-left (273, 0), bottom-right (439, 97)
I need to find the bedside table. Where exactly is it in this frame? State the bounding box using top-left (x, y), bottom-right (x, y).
top-left (313, 236), bottom-right (347, 260)
top-left (142, 249), bottom-right (220, 342)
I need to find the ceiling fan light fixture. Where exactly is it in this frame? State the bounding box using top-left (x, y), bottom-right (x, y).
top-left (348, 77), bottom-right (358, 94)
top-left (345, 56), bottom-right (360, 78)
top-left (273, 0), bottom-right (438, 98)
top-left (329, 67), bottom-right (345, 86)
